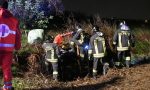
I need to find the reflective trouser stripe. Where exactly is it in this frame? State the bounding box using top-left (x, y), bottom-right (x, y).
top-left (53, 71), bottom-right (58, 75)
top-left (113, 42), bottom-right (116, 45)
top-left (0, 43), bottom-right (14, 47)
top-left (93, 69), bottom-right (97, 73)
top-left (115, 62), bottom-right (120, 66)
top-left (46, 59), bottom-right (58, 62)
top-left (80, 54), bottom-right (84, 57)
top-left (88, 50), bottom-right (92, 54)
top-left (126, 57), bottom-right (131, 61)
top-left (93, 53), bottom-right (104, 58)
top-left (117, 47), bottom-right (129, 51)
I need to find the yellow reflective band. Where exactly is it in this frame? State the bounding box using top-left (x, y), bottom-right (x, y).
top-left (93, 53), bottom-right (104, 58)
top-left (51, 50), bottom-right (54, 59)
top-left (53, 71), bottom-right (58, 74)
top-left (94, 40), bottom-right (99, 54)
top-left (115, 62), bottom-right (120, 66)
top-left (80, 54), bottom-right (84, 57)
top-left (93, 69), bottom-right (97, 73)
top-left (113, 42), bottom-right (116, 45)
top-left (125, 57), bottom-right (131, 61)
top-left (128, 40), bottom-right (130, 46)
top-left (118, 33), bottom-right (122, 48)
top-left (46, 59), bottom-right (58, 62)
top-left (45, 46), bottom-right (53, 51)
top-left (102, 40), bottom-right (106, 54)
top-left (117, 47), bottom-right (129, 51)
top-left (81, 34), bottom-right (84, 43)
top-left (70, 41), bottom-right (74, 45)
top-left (88, 50), bottom-right (92, 54)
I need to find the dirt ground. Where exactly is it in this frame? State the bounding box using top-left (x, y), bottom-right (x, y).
top-left (1, 57), bottom-right (150, 90)
top-left (14, 58), bottom-right (149, 90)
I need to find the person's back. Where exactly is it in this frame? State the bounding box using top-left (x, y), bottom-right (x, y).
top-left (88, 26), bottom-right (109, 78)
top-left (113, 29), bottom-right (131, 51)
top-left (89, 32), bottom-right (106, 57)
top-left (42, 36), bottom-right (59, 81)
top-left (0, 0), bottom-right (21, 90)
top-left (113, 23), bottom-right (134, 68)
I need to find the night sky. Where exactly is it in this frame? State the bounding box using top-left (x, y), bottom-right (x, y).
top-left (62, 0), bottom-right (150, 20)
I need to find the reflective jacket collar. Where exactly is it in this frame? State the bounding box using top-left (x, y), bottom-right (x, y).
top-left (0, 8), bottom-right (13, 18)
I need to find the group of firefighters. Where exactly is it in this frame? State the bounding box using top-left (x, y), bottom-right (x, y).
top-left (42, 22), bottom-right (135, 81)
top-left (0, 0), bottom-right (135, 89)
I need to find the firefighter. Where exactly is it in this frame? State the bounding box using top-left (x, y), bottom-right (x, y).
top-left (71, 25), bottom-right (91, 76)
top-left (113, 22), bottom-right (135, 68)
top-left (42, 36), bottom-right (59, 81)
top-left (57, 41), bottom-right (77, 80)
top-left (0, 0), bottom-right (21, 90)
top-left (88, 26), bottom-right (109, 78)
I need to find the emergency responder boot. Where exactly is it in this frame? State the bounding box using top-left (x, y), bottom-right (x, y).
top-left (103, 63), bottom-right (109, 75)
top-left (93, 72), bottom-right (97, 79)
top-left (125, 61), bottom-right (130, 68)
top-left (53, 74), bottom-right (58, 81)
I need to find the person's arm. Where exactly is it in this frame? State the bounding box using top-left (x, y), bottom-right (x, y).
top-left (15, 21), bottom-right (21, 50)
top-left (55, 44), bottom-right (61, 58)
top-left (113, 31), bottom-right (118, 46)
top-left (72, 32), bottom-right (82, 46)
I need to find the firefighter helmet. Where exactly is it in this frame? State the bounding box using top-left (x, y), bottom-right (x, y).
top-left (92, 26), bottom-right (99, 32)
top-left (119, 21), bottom-right (129, 30)
top-left (120, 24), bottom-right (129, 30)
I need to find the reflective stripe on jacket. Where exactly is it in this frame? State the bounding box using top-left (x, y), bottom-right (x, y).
top-left (42, 43), bottom-right (58, 63)
top-left (89, 32), bottom-right (106, 58)
top-left (0, 8), bottom-right (21, 52)
top-left (113, 30), bottom-right (132, 51)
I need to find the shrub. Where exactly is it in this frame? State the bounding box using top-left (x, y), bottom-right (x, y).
top-left (8, 0), bottom-right (64, 29)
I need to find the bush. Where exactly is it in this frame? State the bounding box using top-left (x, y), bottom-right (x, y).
top-left (8, 0), bottom-right (64, 29)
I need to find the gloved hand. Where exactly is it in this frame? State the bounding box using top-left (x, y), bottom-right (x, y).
top-left (69, 49), bottom-right (73, 53)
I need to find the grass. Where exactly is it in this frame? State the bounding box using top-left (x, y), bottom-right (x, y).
top-left (0, 20), bottom-right (150, 89)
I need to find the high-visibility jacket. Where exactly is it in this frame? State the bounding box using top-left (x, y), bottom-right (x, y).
top-left (88, 32), bottom-right (106, 58)
top-left (0, 8), bottom-right (21, 52)
top-left (113, 30), bottom-right (134, 51)
top-left (42, 42), bottom-right (58, 63)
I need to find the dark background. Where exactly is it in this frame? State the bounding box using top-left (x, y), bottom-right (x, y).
top-left (62, 0), bottom-right (150, 20)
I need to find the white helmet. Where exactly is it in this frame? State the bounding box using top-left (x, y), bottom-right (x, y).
top-left (120, 25), bottom-right (129, 30)
top-left (119, 21), bottom-right (129, 30)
